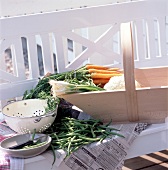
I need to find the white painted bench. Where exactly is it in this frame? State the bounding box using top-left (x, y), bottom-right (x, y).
top-left (0, 0), bottom-right (168, 169)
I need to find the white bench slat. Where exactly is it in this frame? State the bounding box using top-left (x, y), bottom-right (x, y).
top-left (66, 45), bottom-right (93, 69)
top-left (26, 35), bottom-right (40, 78)
top-left (134, 20), bottom-right (146, 63)
top-left (158, 16), bottom-right (167, 57)
top-left (40, 33), bottom-right (54, 74)
top-left (146, 19), bottom-right (156, 59)
top-left (11, 38), bottom-right (26, 80)
top-left (54, 33), bottom-right (67, 73)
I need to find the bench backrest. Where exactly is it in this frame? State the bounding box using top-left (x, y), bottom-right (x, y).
top-left (0, 0), bottom-right (167, 106)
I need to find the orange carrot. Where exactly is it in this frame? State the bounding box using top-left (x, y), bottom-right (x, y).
top-left (92, 78), bottom-right (110, 85)
top-left (85, 64), bottom-right (109, 70)
top-left (91, 73), bottom-right (123, 79)
top-left (108, 68), bottom-right (120, 71)
top-left (88, 69), bottom-right (121, 74)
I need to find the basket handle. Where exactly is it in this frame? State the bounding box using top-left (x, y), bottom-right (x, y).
top-left (120, 22), bottom-right (139, 122)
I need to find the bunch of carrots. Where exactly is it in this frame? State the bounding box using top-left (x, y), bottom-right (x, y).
top-left (85, 64), bottom-right (122, 87)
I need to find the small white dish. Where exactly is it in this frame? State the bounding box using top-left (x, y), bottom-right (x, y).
top-left (0, 133), bottom-right (51, 158)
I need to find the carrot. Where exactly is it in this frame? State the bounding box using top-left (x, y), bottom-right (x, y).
top-left (91, 73), bottom-right (123, 79)
top-left (92, 78), bottom-right (110, 85)
top-left (108, 68), bottom-right (120, 71)
top-left (85, 64), bottom-right (109, 70)
top-left (88, 69), bottom-right (121, 74)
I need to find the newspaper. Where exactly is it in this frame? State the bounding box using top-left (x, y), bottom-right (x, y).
top-left (52, 111), bottom-right (149, 170)
top-left (0, 106), bottom-right (149, 170)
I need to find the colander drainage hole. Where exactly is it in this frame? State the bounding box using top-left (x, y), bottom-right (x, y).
top-left (33, 112), bottom-right (39, 116)
top-left (17, 113), bottom-right (21, 117)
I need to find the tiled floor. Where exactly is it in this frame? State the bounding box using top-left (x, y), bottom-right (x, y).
top-left (123, 150), bottom-right (168, 170)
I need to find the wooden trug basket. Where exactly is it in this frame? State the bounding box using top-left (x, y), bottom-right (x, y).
top-left (59, 23), bottom-right (168, 124)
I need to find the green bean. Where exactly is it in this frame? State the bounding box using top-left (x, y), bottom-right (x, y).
top-left (52, 137), bottom-right (71, 142)
top-left (51, 144), bottom-right (56, 165)
top-left (56, 132), bottom-right (81, 138)
top-left (52, 133), bottom-right (59, 140)
top-left (31, 129), bottom-right (36, 140)
top-left (23, 141), bottom-right (47, 149)
top-left (62, 138), bottom-right (83, 148)
top-left (79, 136), bottom-right (101, 142)
top-left (100, 134), bottom-right (108, 143)
top-left (67, 136), bottom-right (76, 156)
top-left (104, 119), bottom-right (112, 127)
top-left (90, 127), bottom-right (96, 138)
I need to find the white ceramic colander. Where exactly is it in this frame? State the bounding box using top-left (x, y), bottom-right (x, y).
top-left (2, 99), bottom-right (57, 134)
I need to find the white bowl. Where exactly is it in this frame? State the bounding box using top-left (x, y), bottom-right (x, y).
top-left (0, 133), bottom-right (51, 158)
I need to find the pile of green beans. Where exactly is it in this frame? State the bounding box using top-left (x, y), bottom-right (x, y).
top-left (46, 117), bottom-right (124, 158)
